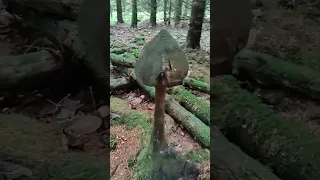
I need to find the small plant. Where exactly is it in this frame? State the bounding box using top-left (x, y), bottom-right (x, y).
top-left (110, 135), bottom-right (117, 150)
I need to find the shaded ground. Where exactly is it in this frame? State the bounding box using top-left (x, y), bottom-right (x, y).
top-left (252, 0), bottom-right (320, 70)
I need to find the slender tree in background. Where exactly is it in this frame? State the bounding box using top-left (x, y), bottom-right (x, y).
top-left (174, 0), bottom-right (183, 25)
top-left (123, 0), bottom-right (126, 11)
top-left (183, 0), bottom-right (189, 18)
top-left (164, 0), bottom-right (168, 24)
top-left (150, 0), bottom-right (157, 26)
top-left (168, 0), bottom-right (172, 25)
top-left (116, 0), bottom-right (124, 23)
top-left (186, 0), bottom-right (206, 49)
top-left (131, 0), bottom-right (138, 27)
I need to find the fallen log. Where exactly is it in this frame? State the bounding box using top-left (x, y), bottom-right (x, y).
top-left (110, 77), bottom-right (132, 90)
top-left (110, 53), bottom-right (210, 93)
top-left (171, 86), bottom-right (210, 126)
top-left (0, 50), bottom-right (63, 91)
top-left (5, 0), bottom-right (81, 20)
top-left (183, 77), bottom-right (210, 93)
top-left (124, 68), bottom-right (210, 148)
top-left (211, 126), bottom-right (281, 180)
top-left (234, 49), bottom-right (320, 100)
top-left (212, 75), bottom-right (320, 180)
top-left (16, 17), bottom-right (109, 87)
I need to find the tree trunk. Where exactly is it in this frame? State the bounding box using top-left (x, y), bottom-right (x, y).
top-left (0, 50), bottom-right (63, 91)
top-left (131, 0), bottom-right (138, 27)
top-left (168, 0), bottom-right (172, 25)
top-left (212, 75), bottom-right (320, 180)
top-left (210, 0), bottom-right (252, 77)
top-left (186, 0), bottom-right (206, 49)
top-left (150, 0), bottom-right (157, 27)
top-left (174, 0), bottom-right (183, 25)
top-left (164, 0), bottom-right (168, 24)
top-left (116, 0), bottom-right (124, 23)
top-left (183, 0), bottom-right (189, 17)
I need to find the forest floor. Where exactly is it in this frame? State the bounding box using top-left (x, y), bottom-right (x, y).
top-left (109, 20), bottom-right (210, 179)
top-left (247, 0), bottom-right (320, 134)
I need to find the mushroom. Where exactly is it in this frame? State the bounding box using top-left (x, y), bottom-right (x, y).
top-left (134, 29), bottom-right (189, 152)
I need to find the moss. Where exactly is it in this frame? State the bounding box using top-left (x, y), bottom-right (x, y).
top-left (185, 149), bottom-right (210, 163)
top-left (172, 86), bottom-right (210, 125)
top-left (212, 75), bottom-right (320, 180)
top-left (0, 114), bottom-right (109, 180)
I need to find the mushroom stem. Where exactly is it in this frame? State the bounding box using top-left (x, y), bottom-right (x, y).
top-left (152, 80), bottom-right (168, 152)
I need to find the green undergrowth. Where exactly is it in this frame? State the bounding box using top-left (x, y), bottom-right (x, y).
top-left (0, 114), bottom-right (108, 180)
top-left (110, 97), bottom-right (208, 179)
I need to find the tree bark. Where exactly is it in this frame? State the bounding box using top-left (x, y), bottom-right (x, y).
top-left (212, 75), bottom-right (320, 180)
top-left (164, 0), bottom-right (168, 23)
top-left (150, 0), bottom-right (157, 27)
top-left (131, 0), bottom-right (138, 27)
top-left (0, 50), bottom-right (63, 91)
top-left (174, 0), bottom-right (183, 25)
top-left (116, 0), bottom-right (124, 23)
top-left (186, 0), bottom-right (206, 49)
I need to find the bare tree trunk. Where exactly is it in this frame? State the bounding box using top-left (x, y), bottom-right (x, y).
top-left (183, 0), bottom-right (189, 17)
top-left (150, 0), bottom-right (157, 26)
top-left (131, 0), bottom-right (138, 27)
top-left (174, 0), bottom-right (183, 25)
top-left (186, 0), bottom-right (206, 49)
top-left (116, 0), bottom-right (124, 23)
top-left (164, 0), bottom-right (168, 24)
top-left (168, 0), bottom-right (172, 25)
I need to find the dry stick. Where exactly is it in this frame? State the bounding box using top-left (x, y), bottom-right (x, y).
top-left (89, 86), bottom-right (96, 110)
top-left (46, 93), bottom-right (71, 110)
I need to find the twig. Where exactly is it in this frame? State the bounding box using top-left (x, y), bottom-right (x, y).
top-left (89, 86), bottom-right (96, 110)
top-left (46, 93), bottom-right (71, 109)
top-left (23, 38), bottom-right (41, 54)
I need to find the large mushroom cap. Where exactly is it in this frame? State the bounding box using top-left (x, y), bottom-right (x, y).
top-left (134, 30), bottom-right (189, 86)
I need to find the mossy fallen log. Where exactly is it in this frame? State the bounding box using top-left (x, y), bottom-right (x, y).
top-left (123, 68), bottom-right (210, 148)
top-left (6, 0), bottom-right (81, 20)
top-left (0, 50), bottom-right (63, 91)
top-left (171, 86), bottom-right (210, 126)
top-left (110, 53), bottom-right (209, 93)
top-left (110, 77), bottom-right (132, 90)
top-left (211, 126), bottom-right (281, 180)
top-left (22, 18), bottom-right (109, 87)
top-left (212, 75), bottom-right (320, 180)
top-left (234, 50), bottom-right (320, 100)
top-left (183, 77), bottom-right (210, 93)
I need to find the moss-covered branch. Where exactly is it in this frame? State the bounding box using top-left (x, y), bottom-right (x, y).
top-left (212, 75), bottom-right (320, 180)
top-left (110, 77), bottom-right (132, 90)
top-left (171, 86), bottom-right (210, 126)
top-left (234, 50), bottom-right (320, 100)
